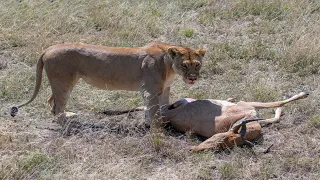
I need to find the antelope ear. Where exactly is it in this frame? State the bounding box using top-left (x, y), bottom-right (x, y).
top-left (232, 123), bottom-right (242, 134)
top-left (168, 47), bottom-right (181, 59)
top-left (233, 120), bottom-right (249, 137)
top-left (232, 118), bottom-right (264, 136)
top-left (196, 48), bottom-right (206, 57)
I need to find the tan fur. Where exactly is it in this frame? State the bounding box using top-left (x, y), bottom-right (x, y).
top-left (10, 42), bottom-right (206, 127)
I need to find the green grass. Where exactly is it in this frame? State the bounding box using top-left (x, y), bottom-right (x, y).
top-left (219, 162), bottom-right (238, 180)
top-left (182, 29), bottom-right (195, 37)
top-left (249, 82), bottom-right (280, 102)
top-left (308, 114), bottom-right (320, 128)
top-left (0, 152), bottom-right (53, 179)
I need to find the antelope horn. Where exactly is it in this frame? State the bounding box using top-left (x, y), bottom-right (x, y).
top-left (243, 140), bottom-right (255, 148)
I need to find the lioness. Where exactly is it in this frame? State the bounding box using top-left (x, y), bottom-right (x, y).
top-left (10, 42), bottom-right (206, 127)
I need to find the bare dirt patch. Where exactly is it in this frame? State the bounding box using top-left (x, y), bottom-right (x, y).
top-left (0, 51), bottom-right (15, 70)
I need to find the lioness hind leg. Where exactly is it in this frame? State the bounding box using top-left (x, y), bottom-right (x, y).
top-left (49, 95), bottom-right (76, 117)
top-left (47, 72), bottom-right (79, 116)
top-left (51, 92), bottom-right (70, 116)
top-left (50, 84), bottom-right (77, 126)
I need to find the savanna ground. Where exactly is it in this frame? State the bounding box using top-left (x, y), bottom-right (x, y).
top-left (0, 0), bottom-right (320, 179)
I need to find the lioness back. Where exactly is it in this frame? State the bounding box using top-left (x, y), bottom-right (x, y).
top-left (43, 43), bottom-right (153, 90)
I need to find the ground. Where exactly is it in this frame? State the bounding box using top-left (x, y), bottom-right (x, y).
top-left (0, 0), bottom-right (319, 179)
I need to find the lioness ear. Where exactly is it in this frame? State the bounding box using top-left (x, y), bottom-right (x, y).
top-left (168, 47), bottom-right (181, 59)
top-left (196, 48), bottom-right (206, 57)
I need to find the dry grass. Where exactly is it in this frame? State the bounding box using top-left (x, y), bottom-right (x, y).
top-left (1, 0), bottom-right (320, 179)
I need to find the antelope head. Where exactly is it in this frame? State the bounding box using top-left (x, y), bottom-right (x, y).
top-left (190, 118), bottom-right (263, 151)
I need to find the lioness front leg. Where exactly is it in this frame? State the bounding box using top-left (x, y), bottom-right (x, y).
top-left (141, 88), bottom-right (162, 129)
top-left (159, 87), bottom-right (170, 106)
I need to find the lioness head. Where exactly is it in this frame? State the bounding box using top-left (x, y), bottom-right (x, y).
top-left (168, 46), bottom-right (206, 85)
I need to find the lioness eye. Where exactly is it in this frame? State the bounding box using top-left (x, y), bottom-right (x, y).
top-left (182, 64), bottom-right (187, 68)
top-left (195, 62), bottom-right (201, 67)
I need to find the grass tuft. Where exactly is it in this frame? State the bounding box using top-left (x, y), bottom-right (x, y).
top-left (0, 152), bottom-right (53, 179)
top-left (249, 82), bottom-right (280, 102)
top-left (182, 29), bottom-right (195, 38)
top-left (219, 162), bottom-right (238, 180)
top-left (308, 114), bottom-right (320, 128)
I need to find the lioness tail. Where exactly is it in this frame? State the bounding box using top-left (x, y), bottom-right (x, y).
top-left (102, 106), bottom-right (146, 116)
top-left (10, 53), bottom-right (45, 117)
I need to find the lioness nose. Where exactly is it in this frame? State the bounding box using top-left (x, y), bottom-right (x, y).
top-left (188, 77), bottom-right (198, 81)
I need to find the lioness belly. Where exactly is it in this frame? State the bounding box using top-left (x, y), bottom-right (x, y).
top-left (71, 48), bottom-right (144, 91)
top-left (81, 76), bottom-right (141, 91)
